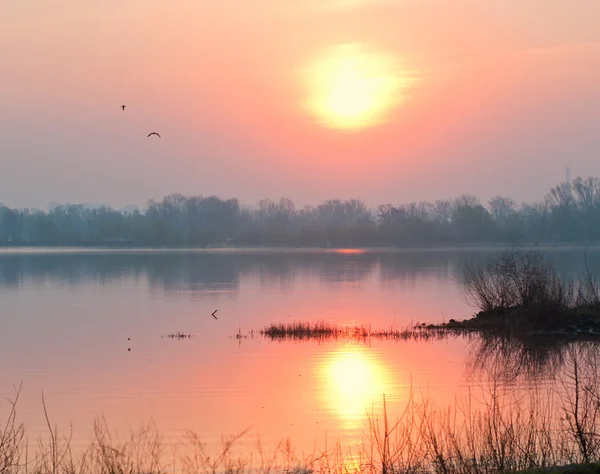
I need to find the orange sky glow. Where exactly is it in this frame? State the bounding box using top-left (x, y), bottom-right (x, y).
top-left (2, 1), bottom-right (600, 208)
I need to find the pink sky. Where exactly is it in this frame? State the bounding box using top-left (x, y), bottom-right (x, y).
top-left (2, 0), bottom-right (600, 209)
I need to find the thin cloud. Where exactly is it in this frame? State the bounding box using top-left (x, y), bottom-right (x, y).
top-left (516, 40), bottom-right (600, 57)
top-left (324, 0), bottom-right (399, 9)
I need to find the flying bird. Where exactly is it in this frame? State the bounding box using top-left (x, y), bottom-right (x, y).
top-left (147, 132), bottom-right (161, 138)
top-left (211, 310), bottom-right (218, 320)
top-left (121, 105), bottom-right (126, 111)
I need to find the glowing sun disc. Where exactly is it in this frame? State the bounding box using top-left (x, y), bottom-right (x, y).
top-left (301, 43), bottom-right (413, 130)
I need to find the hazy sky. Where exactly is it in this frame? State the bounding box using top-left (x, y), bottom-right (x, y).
top-left (2, 0), bottom-right (600, 210)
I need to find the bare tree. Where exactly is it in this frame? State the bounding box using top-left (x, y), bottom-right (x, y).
top-left (454, 194), bottom-right (480, 208)
top-left (432, 199), bottom-right (454, 224)
top-left (572, 177), bottom-right (600, 214)
top-left (488, 196), bottom-right (518, 223)
top-left (546, 182), bottom-right (574, 209)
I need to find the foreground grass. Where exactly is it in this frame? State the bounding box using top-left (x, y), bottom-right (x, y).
top-left (520, 464), bottom-right (600, 473)
top-left (3, 345), bottom-right (600, 474)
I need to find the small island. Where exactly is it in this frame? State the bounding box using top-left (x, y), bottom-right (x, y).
top-left (425, 249), bottom-right (600, 340)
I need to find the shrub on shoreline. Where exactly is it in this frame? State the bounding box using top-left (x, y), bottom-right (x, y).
top-left (462, 249), bottom-right (600, 332)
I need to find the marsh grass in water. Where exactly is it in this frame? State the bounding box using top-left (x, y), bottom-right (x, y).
top-left (257, 320), bottom-right (463, 343)
top-left (3, 345), bottom-right (600, 473)
top-left (163, 332), bottom-right (194, 339)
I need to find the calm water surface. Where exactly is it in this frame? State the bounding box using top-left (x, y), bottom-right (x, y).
top-left (0, 247), bottom-right (597, 454)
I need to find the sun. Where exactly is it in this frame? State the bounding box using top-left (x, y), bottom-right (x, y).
top-left (301, 43), bottom-right (413, 130)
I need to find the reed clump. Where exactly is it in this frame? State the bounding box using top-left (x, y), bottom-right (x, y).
top-left (259, 320), bottom-right (460, 343)
top-left (164, 332), bottom-right (193, 339)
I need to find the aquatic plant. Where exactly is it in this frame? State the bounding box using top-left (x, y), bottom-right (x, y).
top-left (163, 332), bottom-right (193, 339)
top-left (258, 320), bottom-right (459, 343)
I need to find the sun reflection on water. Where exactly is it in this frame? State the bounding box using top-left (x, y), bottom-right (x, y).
top-left (331, 248), bottom-right (367, 255)
top-left (321, 346), bottom-right (394, 430)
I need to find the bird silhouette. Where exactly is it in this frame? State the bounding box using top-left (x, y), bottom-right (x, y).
top-left (147, 132), bottom-right (161, 138)
top-left (212, 310), bottom-right (218, 320)
top-left (121, 105), bottom-right (126, 111)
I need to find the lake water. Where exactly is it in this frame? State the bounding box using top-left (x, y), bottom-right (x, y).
top-left (0, 247), bottom-right (598, 459)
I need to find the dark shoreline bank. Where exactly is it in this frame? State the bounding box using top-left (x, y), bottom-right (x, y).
top-left (2, 242), bottom-right (600, 253)
top-left (429, 307), bottom-right (600, 341)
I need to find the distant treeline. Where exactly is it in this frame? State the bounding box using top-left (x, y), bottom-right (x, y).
top-left (1, 176), bottom-right (600, 247)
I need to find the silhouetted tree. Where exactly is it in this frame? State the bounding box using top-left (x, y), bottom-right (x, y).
top-left (452, 204), bottom-right (496, 241)
top-left (1, 208), bottom-right (22, 242)
top-left (488, 196), bottom-right (518, 224)
top-left (2, 175), bottom-right (600, 247)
